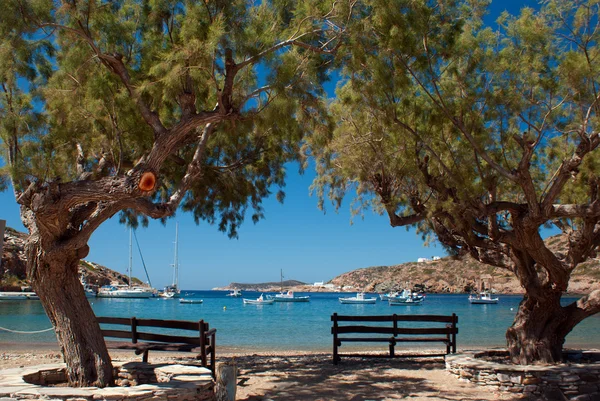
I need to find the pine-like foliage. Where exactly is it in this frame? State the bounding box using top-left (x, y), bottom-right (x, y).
top-left (310, 0), bottom-right (600, 364)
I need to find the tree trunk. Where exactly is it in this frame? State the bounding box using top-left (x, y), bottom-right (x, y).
top-left (506, 291), bottom-right (568, 364)
top-left (26, 239), bottom-right (114, 387)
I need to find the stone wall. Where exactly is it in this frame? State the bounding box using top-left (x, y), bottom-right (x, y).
top-left (0, 362), bottom-right (216, 401)
top-left (446, 350), bottom-right (600, 400)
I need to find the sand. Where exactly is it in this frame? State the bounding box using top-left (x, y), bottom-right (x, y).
top-left (0, 346), bottom-right (527, 400)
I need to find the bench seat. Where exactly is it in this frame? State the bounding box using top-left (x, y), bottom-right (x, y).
top-left (98, 316), bottom-right (216, 377)
top-left (331, 313), bottom-right (458, 364)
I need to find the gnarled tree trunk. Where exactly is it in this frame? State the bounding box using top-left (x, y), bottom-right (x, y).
top-left (26, 237), bottom-right (114, 387)
top-left (506, 290), bottom-right (568, 364)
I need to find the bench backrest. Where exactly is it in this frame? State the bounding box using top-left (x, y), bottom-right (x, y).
top-left (97, 316), bottom-right (210, 345)
top-left (331, 313), bottom-right (458, 336)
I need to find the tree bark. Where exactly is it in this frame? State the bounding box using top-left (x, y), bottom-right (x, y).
top-left (506, 290), bottom-right (568, 364)
top-left (26, 238), bottom-right (114, 387)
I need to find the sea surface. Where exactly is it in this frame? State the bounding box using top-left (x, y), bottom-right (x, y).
top-left (0, 292), bottom-right (598, 352)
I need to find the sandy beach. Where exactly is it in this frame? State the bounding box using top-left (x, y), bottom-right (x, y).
top-left (0, 345), bottom-right (527, 401)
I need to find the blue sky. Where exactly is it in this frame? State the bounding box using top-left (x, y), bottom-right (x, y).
top-left (0, 1), bottom-right (540, 290)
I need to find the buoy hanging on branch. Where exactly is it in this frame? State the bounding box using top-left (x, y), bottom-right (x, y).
top-left (138, 171), bottom-right (157, 192)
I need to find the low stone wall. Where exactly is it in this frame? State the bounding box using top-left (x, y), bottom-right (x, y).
top-left (0, 362), bottom-right (215, 401)
top-left (446, 350), bottom-right (600, 401)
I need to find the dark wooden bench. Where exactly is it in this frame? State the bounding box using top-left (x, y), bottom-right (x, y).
top-left (331, 313), bottom-right (458, 364)
top-left (97, 316), bottom-right (216, 376)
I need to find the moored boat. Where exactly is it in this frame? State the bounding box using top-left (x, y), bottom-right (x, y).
top-left (339, 292), bottom-right (377, 304)
top-left (226, 289), bottom-right (242, 297)
top-left (389, 296), bottom-right (423, 306)
top-left (179, 298), bottom-right (203, 304)
top-left (0, 292), bottom-right (39, 300)
top-left (379, 291), bottom-right (399, 300)
top-left (468, 292), bottom-right (499, 304)
top-left (97, 284), bottom-right (153, 298)
top-left (267, 290), bottom-right (310, 302)
top-left (243, 294), bottom-right (274, 305)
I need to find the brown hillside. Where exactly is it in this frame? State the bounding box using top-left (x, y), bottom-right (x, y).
top-left (1, 227), bottom-right (145, 291)
top-left (330, 235), bottom-right (600, 294)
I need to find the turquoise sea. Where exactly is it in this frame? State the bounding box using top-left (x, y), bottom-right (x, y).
top-left (0, 292), bottom-right (598, 352)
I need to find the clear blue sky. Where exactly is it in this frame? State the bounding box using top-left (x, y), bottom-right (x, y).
top-left (0, 1), bottom-right (539, 290)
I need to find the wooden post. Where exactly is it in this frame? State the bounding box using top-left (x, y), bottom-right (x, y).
top-left (215, 361), bottom-right (237, 401)
top-left (200, 320), bottom-right (207, 368)
top-left (131, 317), bottom-right (138, 343)
top-left (0, 219), bottom-right (5, 270)
top-left (451, 313), bottom-right (458, 353)
top-left (332, 313), bottom-right (339, 365)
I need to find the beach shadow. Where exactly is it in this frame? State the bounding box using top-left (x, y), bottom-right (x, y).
top-left (225, 354), bottom-right (512, 401)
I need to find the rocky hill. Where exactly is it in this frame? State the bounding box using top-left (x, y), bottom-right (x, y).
top-left (213, 280), bottom-right (306, 292)
top-left (1, 227), bottom-right (144, 291)
top-left (328, 234), bottom-right (599, 294)
top-left (218, 234), bottom-right (599, 295)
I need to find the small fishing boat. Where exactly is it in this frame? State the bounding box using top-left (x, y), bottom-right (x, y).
top-left (226, 289), bottom-right (242, 297)
top-left (379, 291), bottom-right (399, 300)
top-left (267, 270), bottom-right (310, 302)
top-left (268, 290), bottom-right (310, 302)
top-left (339, 292), bottom-right (377, 304)
top-left (243, 294), bottom-right (274, 305)
top-left (179, 298), bottom-right (203, 304)
top-left (468, 292), bottom-right (499, 304)
top-left (389, 297), bottom-right (423, 306)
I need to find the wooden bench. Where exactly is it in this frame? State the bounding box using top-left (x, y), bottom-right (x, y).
top-left (331, 313), bottom-right (458, 364)
top-left (97, 316), bottom-right (216, 376)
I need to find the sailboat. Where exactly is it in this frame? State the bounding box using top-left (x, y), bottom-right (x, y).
top-left (161, 223), bottom-right (181, 298)
top-left (267, 269), bottom-right (310, 302)
top-left (97, 228), bottom-right (153, 298)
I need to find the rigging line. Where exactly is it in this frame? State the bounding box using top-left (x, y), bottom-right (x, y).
top-left (132, 229), bottom-right (153, 288)
top-left (0, 326), bottom-right (54, 334)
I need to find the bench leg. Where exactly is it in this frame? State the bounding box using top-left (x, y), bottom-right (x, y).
top-left (142, 350), bottom-right (149, 363)
top-left (389, 339), bottom-right (395, 358)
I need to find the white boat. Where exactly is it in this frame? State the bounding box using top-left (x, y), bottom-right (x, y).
top-left (267, 269), bottom-right (310, 302)
top-left (97, 284), bottom-right (153, 298)
top-left (97, 229), bottom-right (153, 299)
top-left (179, 298), bottom-right (203, 304)
top-left (160, 223), bottom-right (181, 298)
top-left (268, 290), bottom-right (310, 302)
top-left (388, 289), bottom-right (425, 303)
top-left (469, 292), bottom-right (499, 304)
top-left (226, 289), bottom-right (242, 297)
top-left (379, 291), bottom-right (399, 300)
top-left (243, 294), bottom-right (274, 305)
top-left (0, 292), bottom-right (39, 300)
top-left (389, 297), bottom-right (423, 306)
top-left (339, 292), bottom-right (377, 304)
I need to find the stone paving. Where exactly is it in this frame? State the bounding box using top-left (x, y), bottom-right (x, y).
top-left (0, 362), bottom-right (215, 401)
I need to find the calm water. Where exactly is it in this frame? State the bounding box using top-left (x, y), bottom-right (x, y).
top-left (0, 292), bottom-right (598, 352)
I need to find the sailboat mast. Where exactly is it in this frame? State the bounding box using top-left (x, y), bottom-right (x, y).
top-left (173, 222), bottom-right (179, 289)
top-left (280, 269), bottom-right (283, 292)
top-left (128, 228), bottom-right (133, 287)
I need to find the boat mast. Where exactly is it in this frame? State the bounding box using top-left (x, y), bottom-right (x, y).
top-left (280, 269), bottom-right (283, 293)
top-left (172, 222), bottom-right (179, 290)
top-left (128, 228), bottom-right (133, 288)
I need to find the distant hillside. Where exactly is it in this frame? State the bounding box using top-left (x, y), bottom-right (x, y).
top-left (1, 227), bottom-right (145, 291)
top-left (329, 235), bottom-right (600, 294)
top-left (215, 234), bottom-right (599, 295)
top-left (214, 280), bottom-right (306, 292)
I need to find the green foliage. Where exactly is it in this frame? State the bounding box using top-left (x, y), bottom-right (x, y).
top-left (1, 0), bottom-right (342, 237)
top-left (310, 0), bottom-right (600, 249)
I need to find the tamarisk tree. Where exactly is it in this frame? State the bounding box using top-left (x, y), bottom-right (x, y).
top-left (310, 0), bottom-right (600, 364)
top-left (0, 0), bottom-right (352, 386)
